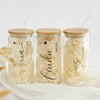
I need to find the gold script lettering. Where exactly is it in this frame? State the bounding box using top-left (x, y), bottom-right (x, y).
top-left (19, 42), bottom-right (24, 65)
top-left (40, 50), bottom-right (57, 80)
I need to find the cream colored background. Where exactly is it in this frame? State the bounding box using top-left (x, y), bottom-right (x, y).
top-left (0, 0), bottom-right (100, 100)
top-left (0, 0), bottom-right (100, 70)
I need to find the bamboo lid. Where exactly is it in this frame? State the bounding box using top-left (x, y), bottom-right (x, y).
top-left (36, 28), bottom-right (61, 35)
top-left (63, 28), bottom-right (90, 36)
top-left (8, 28), bottom-right (34, 35)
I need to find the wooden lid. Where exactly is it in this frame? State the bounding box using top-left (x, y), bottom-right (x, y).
top-left (63, 28), bottom-right (90, 36)
top-left (8, 28), bottom-right (34, 35)
top-left (36, 28), bottom-right (61, 35)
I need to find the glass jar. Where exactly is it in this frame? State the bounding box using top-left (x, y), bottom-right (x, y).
top-left (36, 28), bottom-right (62, 83)
top-left (8, 29), bottom-right (34, 84)
top-left (63, 28), bottom-right (90, 86)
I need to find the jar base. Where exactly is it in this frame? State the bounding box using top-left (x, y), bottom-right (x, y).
top-left (64, 81), bottom-right (85, 86)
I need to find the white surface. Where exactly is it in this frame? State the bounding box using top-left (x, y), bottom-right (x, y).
top-left (0, 0), bottom-right (100, 100)
top-left (0, 70), bottom-right (100, 100)
top-left (0, 56), bottom-right (100, 100)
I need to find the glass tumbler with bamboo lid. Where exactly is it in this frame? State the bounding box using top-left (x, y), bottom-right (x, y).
top-left (63, 28), bottom-right (90, 86)
top-left (8, 28), bottom-right (34, 84)
top-left (36, 28), bottom-right (62, 83)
